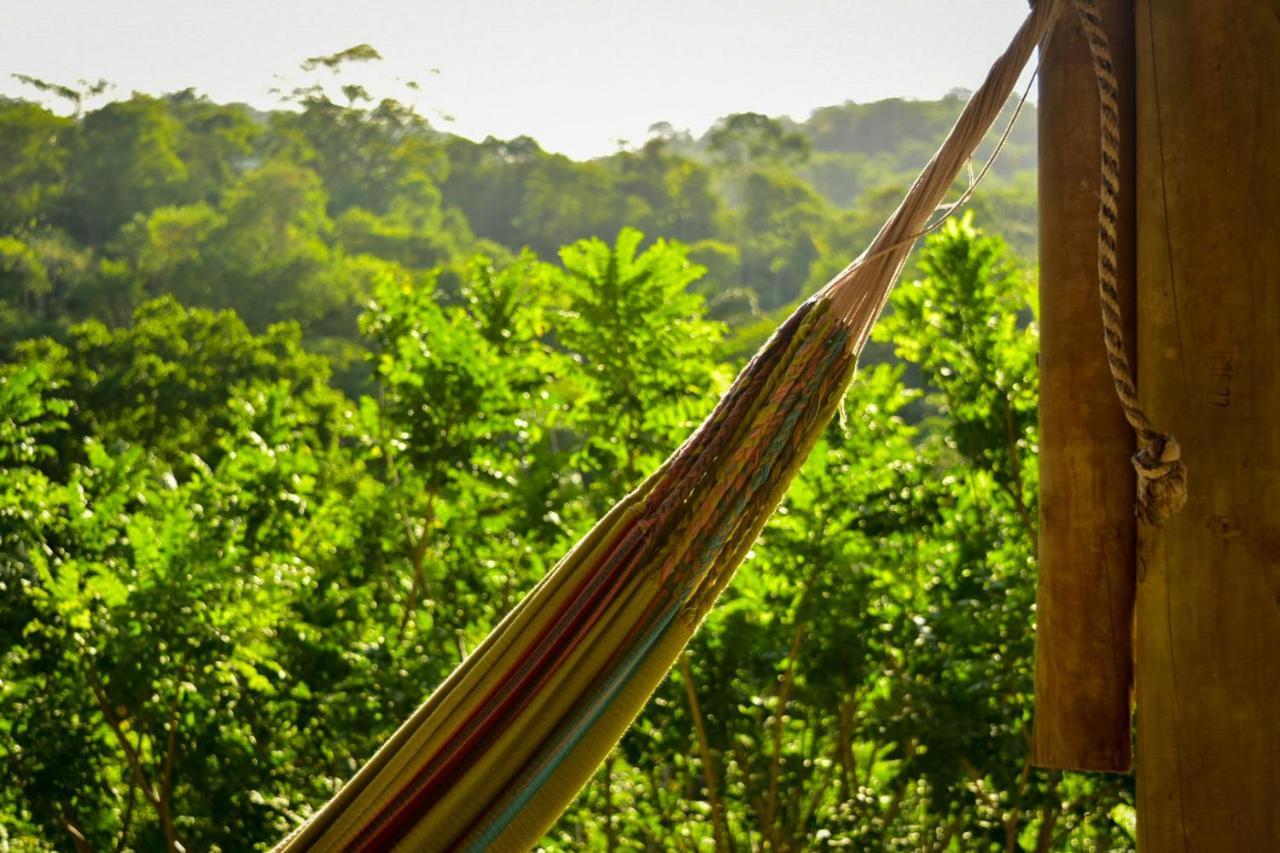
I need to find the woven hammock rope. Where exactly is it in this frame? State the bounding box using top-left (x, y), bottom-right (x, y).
top-left (273, 1), bottom-right (1151, 849)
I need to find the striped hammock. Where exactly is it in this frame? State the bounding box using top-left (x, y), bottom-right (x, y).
top-left (276, 1), bottom-right (1071, 849)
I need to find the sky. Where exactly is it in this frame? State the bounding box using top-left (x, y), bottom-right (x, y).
top-left (0, 0), bottom-right (1032, 160)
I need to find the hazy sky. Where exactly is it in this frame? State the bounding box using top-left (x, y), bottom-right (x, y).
top-left (1, 0), bottom-right (1032, 160)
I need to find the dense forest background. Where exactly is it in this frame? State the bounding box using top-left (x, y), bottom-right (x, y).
top-left (1, 48), bottom-right (1135, 851)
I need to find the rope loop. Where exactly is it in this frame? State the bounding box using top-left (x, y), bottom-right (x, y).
top-left (1133, 433), bottom-right (1188, 523)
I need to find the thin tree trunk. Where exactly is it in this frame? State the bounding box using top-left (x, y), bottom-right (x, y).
top-left (762, 618), bottom-right (807, 848)
top-left (678, 653), bottom-right (731, 852)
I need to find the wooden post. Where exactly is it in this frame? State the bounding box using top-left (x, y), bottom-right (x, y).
top-left (1032, 0), bottom-right (1138, 773)
top-left (1134, 0), bottom-right (1280, 848)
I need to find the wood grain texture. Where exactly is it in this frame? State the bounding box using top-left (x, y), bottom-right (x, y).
top-left (1134, 0), bottom-right (1280, 848)
top-left (1032, 0), bottom-right (1138, 773)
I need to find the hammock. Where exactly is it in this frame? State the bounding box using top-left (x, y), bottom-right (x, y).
top-left (276, 2), bottom-right (1073, 849)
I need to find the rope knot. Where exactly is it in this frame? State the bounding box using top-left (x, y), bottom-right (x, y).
top-left (1133, 434), bottom-right (1187, 524)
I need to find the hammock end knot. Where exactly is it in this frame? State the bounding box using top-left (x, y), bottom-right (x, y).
top-left (1134, 434), bottom-right (1187, 525)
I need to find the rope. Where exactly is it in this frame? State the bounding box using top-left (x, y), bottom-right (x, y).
top-left (819, 0), bottom-right (1185, 523)
top-left (826, 66), bottom-right (1041, 294)
top-left (1072, 0), bottom-right (1187, 524)
top-left (820, 0), bottom-right (1065, 353)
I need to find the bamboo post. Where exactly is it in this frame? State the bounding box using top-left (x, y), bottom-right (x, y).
top-left (1032, 0), bottom-right (1138, 773)
top-left (1134, 0), bottom-right (1280, 848)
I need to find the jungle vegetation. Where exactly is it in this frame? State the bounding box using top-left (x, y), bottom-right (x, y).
top-left (0, 50), bottom-right (1134, 851)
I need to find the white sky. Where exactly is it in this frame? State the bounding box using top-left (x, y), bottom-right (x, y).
top-left (1, 0), bottom-right (1032, 160)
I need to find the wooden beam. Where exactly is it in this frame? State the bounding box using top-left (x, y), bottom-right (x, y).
top-left (1134, 0), bottom-right (1280, 848)
top-left (1032, 0), bottom-right (1138, 773)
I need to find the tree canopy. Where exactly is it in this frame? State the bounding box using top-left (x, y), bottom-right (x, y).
top-left (0, 58), bottom-right (1134, 852)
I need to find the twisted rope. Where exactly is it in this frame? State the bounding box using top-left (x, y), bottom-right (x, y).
top-left (1072, 0), bottom-right (1187, 524)
top-left (821, 0), bottom-right (1065, 350)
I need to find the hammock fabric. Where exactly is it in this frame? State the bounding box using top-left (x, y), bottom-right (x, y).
top-left (277, 2), bottom-right (1068, 849)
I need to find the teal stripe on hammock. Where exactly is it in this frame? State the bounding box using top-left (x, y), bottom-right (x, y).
top-left (466, 324), bottom-right (852, 849)
top-left (749, 333), bottom-right (847, 492)
top-left (463, 596), bottom-right (684, 851)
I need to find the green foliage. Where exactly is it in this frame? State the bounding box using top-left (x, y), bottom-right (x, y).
top-left (878, 213), bottom-right (1038, 522)
top-left (0, 229), bottom-right (98, 347)
top-left (0, 101), bottom-right (71, 232)
top-left (362, 270), bottom-right (516, 481)
top-left (20, 297), bottom-right (342, 464)
top-left (0, 59), bottom-right (1094, 852)
top-left (800, 92), bottom-right (1037, 203)
top-left (301, 44), bottom-right (384, 73)
top-left (0, 69), bottom-right (1038, 363)
top-left (545, 223), bottom-right (1131, 852)
top-left (0, 218), bottom-right (1134, 851)
top-left (730, 168), bottom-right (834, 309)
top-left (57, 96), bottom-right (192, 244)
top-left (162, 90), bottom-right (262, 206)
top-left (706, 112), bottom-right (811, 167)
top-left (554, 228), bottom-right (724, 489)
top-left (611, 137), bottom-right (721, 244)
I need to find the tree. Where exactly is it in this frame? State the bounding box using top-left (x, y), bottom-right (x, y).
top-left (609, 138), bottom-right (722, 244)
top-left (512, 156), bottom-right (628, 257)
top-left (20, 296), bottom-right (341, 465)
top-left (57, 96), bottom-right (191, 244)
top-left (163, 90), bottom-right (261, 205)
top-left (0, 101), bottom-right (72, 232)
top-left (0, 229), bottom-right (97, 347)
top-left (552, 228), bottom-right (724, 494)
top-left (706, 112), bottom-right (811, 168)
top-left (730, 168), bottom-right (834, 309)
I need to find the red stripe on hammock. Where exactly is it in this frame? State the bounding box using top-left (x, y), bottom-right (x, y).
top-left (354, 512), bottom-right (657, 850)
